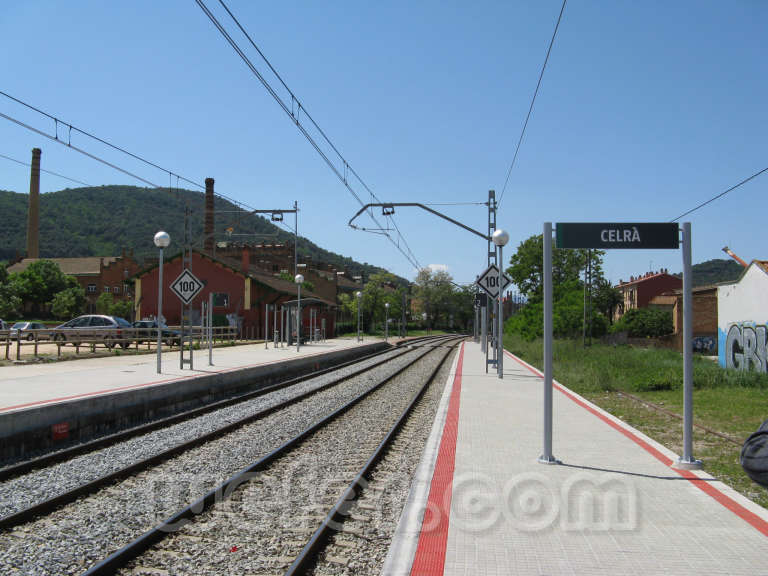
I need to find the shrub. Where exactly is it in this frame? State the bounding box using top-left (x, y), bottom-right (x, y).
top-left (611, 308), bottom-right (673, 338)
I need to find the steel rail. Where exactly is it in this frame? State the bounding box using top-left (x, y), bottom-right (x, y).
top-left (0, 344), bottom-right (402, 482)
top-left (80, 339), bottom-right (458, 576)
top-left (0, 344), bottom-right (434, 531)
top-left (284, 340), bottom-right (459, 575)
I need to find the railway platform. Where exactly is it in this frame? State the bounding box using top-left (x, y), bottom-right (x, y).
top-left (0, 337), bottom-right (379, 413)
top-left (0, 337), bottom-right (387, 461)
top-left (384, 340), bottom-right (768, 575)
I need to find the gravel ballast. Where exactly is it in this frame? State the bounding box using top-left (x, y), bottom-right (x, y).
top-left (0, 345), bottom-right (437, 576)
top-left (115, 342), bottom-right (456, 575)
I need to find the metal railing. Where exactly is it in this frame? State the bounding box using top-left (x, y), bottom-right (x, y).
top-left (1, 326), bottom-right (239, 362)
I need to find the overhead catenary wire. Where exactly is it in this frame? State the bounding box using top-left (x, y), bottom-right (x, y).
top-left (0, 92), bottom-right (295, 222)
top-left (498, 0), bottom-right (567, 208)
top-left (670, 165), bottom-right (768, 222)
top-left (195, 0), bottom-right (421, 270)
top-left (0, 152), bottom-right (91, 187)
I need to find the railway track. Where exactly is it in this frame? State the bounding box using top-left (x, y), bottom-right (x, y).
top-left (0, 335), bottom-right (461, 575)
top-left (0, 336), bottom-right (432, 479)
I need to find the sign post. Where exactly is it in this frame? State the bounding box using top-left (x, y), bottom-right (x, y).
top-left (476, 264), bottom-right (511, 374)
top-left (170, 269), bottom-right (204, 370)
top-left (539, 222), bottom-right (557, 464)
top-left (544, 221), bottom-right (699, 469)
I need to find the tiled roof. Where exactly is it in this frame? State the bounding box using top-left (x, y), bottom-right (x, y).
top-left (616, 272), bottom-right (679, 287)
top-left (7, 257), bottom-right (109, 276)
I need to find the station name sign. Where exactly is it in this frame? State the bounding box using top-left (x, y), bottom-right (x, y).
top-left (556, 222), bottom-right (679, 250)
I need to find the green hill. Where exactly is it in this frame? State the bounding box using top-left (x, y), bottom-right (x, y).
top-left (0, 185), bottom-right (391, 279)
top-left (673, 258), bottom-right (745, 287)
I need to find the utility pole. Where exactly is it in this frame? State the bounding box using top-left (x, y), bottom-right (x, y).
top-left (485, 190), bottom-right (497, 372)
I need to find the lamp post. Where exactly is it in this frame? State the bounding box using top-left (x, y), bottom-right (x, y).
top-left (153, 231), bottom-right (170, 374)
top-left (356, 291), bottom-right (362, 342)
top-left (295, 273), bottom-right (304, 352)
top-left (384, 302), bottom-right (390, 342)
top-left (492, 229), bottom-right (509, 379)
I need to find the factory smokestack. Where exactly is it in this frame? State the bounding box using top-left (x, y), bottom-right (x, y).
top-left (26, 147), bottom-right (41, 258)
top-left (204, 177), bottom-right (214, 254)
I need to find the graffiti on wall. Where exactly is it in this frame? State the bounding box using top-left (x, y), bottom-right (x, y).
top-left (724, 323), bottom-right (767, 373)
top-left (692, 336), bottom-right (716, 354)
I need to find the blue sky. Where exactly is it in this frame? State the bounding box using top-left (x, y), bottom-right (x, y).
top-left (1, 1), bottom-right (766, 288)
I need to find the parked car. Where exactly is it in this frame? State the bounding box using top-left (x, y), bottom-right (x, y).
top-left (10, 321), bottom-right (48, 341)
top-left (132, 320), bottom-right (181, 346)
top-left (53, 315), bottom-right (133, 348)
top-left (0, 319), bottom-right (7, 331)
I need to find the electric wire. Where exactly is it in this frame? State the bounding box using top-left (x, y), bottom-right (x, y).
top-left (498, 0), bottom-right (567, 208)
top-left (0, 92), bottom-right (293, 227)
top-left (0, 111), bottom-right (162, 188)
top-left (0, 90), bottom-right (203, 192)
top-left (196, 0), bottom-right (421, 270)
top-left (0, 152), bottom-right (91, 187)
top-left (670, 165), bottom-right (768, 222)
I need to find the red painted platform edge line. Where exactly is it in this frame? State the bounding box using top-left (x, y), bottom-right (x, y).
top-left (504, 349), bottom-right (768, 538)
top-left (0, 346), bottom-right (339, 413)
top-left (409, 342), bottom-right (464, 576)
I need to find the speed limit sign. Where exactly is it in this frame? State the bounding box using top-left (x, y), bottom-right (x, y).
top-left (476, 264), bottom-right (511, 299)
top-left (170, 269), bottom-right (204, 305)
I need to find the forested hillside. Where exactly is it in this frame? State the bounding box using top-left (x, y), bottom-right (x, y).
top-left (0, 185), bottom-right (388, 278)
top-left (676, 258), bottom-right (745, 287)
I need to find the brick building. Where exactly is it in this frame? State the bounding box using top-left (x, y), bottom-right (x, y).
top-left (614, 270), bottom-right (682, 322)
top-left (649, 286), bottom-right (719, 353)
top-left (133, 250), bottom-right (335, 338)
top-left (7, 252), bottom-right (140, 314)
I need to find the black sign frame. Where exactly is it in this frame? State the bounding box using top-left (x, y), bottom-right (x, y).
top-left (555, 222), bottom-right (679, 250)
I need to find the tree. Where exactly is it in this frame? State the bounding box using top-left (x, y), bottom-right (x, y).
top-left (50, 285), bottom-right (86, 319)
top-left (361, 272), bottom-right (403, 330)
top-left (110, 299), bottom-right (132, 320)
top-left (505, 234), bottom-right (609, 340)
top-left (506, 234), bottom-right (604, 299)
top-left (10, 259), bottom-right (71, 316)
top-left (0, 282), bottom-right (21, 318)
top-left (593, 278), bottom-right (622, 323)
top-left (95, 292), bottom-right (114, 315)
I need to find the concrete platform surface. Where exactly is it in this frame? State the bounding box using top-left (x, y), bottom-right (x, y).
top-left (0, 338), bottom-right (377, 414)
top-left (384, 341), bottom-right (768, 576)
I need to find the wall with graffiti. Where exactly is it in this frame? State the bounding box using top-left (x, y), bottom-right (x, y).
top-left (719, 323), bottom-right (768, 372)
top-left (717, 262), bottom-right (768, 372)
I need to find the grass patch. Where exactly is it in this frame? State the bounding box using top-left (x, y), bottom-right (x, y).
top-left (503, 331), bottom-right (768, 508)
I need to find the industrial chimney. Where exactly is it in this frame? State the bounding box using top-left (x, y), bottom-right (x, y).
top-left (204, 177), bottom-right (215, 254)
top-left (26, 147), bottom-right (41, 258)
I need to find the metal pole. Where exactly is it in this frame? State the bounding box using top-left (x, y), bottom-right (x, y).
top-left (294, 200), bottom-right (298, 276)
top-left (265, 303), bottom-right (269, 349)
top-left (497, 245), bottom-right (504, 379)
top-left (385, 305), bottom-right (389, 342)
top-left (297, 285), bottom-right (301, 352)
top-left (539, 222), bottom-right (558, 464)
top-left (156, 247), bottom-right (164, 374)
top-left (208, 292), bottom-right (213, 365)
top-left (675, 222), bottom-right (702, 469)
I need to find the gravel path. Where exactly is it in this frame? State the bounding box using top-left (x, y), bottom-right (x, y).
top-left (0, 346), bottom-right (433, 576)
top-left (0, 348), bottom-right (408, 519)
top-left (311, 344), bottom-right (457, 575)
top-left (116, 344), bottom-right (455, 575)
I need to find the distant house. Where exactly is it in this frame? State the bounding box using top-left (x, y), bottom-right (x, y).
top-left (717, 260), bottom-right (768, 372)
top-left (614, 270), bottom-right (682, 322)
top-left (649, 286), bottom-right (719, 353)
top-left (7, 252), bottom-right (139, 314)
top-left (133, 250), bottom-right (335, 338)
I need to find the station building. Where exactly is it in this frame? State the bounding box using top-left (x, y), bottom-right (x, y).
top-left (133, 250), bottom-right (336, 339)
